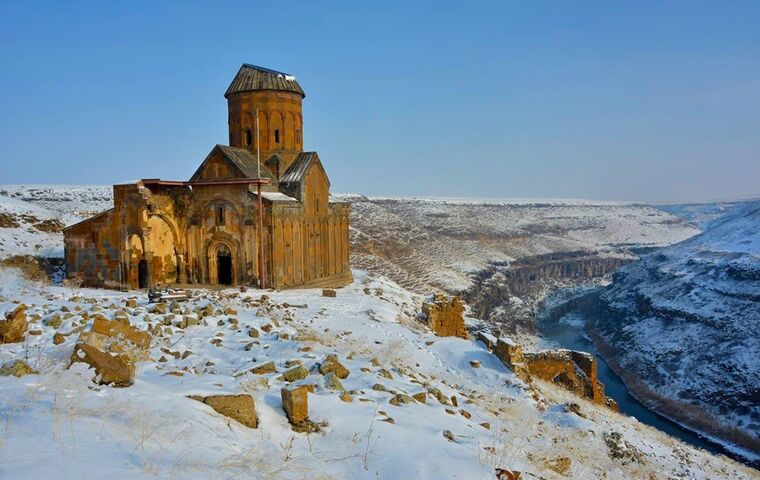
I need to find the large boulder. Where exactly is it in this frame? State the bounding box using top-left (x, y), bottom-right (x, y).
top-left (69, 317), bottom-right (151, 387)
top-left (190, 394), bottom-right (258, 428)
top-left (1, 304), bottom-right (28, 343)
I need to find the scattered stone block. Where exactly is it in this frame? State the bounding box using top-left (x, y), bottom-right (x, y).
top-left (191, 394), bottom-right (257, 428)
top-left (319, 354), bottom-right (349, 379)
top-left (281, 385), bottom-right (309, 425)
top-left (322, 289), bottom-right (336, 297)
top-left (324, 372), bottom-right (344, 390)
top-left (250, 361), bottom-right (276, 375)
top-left (53, 332), bottom-right (65, 345)
top-left (1, 304), bottom-right (28, 343)
top-left (389, 393), bottom-right (414, 406)
top-left (283, 365), bottom-right (309, 382)
top-left (45, 314), bottom-right (62, 329)
top-left (69, 317), bottom-right (151, 387)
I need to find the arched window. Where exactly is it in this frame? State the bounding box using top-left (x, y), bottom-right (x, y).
top-left (244, 129), bottom-right (252, 146)
top-left (274, 129), bottom-right (280, 144)
top-left (215, 205), bottom-right (225, 225)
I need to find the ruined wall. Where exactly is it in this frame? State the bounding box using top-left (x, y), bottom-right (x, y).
top-left (492, 338), bottom-right (618, 410)
top-left (64, 208), bottom-right (122, 288)
top-left (422, 294), bottom-right (468, 339)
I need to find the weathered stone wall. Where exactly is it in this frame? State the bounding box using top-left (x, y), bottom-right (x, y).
top-left (422, 294), bottom-right (468, 339)
top-left (227, 90), bottom-right (303, 173)
top-left (491, 337), bottom-right (617, 410)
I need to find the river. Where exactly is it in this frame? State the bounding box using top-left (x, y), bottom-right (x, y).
top-left (535, 289), bottom-right (740, 462)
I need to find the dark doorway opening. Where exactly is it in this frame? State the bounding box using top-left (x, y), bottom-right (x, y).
top-left (138, 259), bottom-right (148, 289)
top-left (217, 252), bottom-right (232, 285)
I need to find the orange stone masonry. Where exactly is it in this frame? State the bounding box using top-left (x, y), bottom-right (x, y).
top-left (422, 294), bottom-right (468, 339)
top-left (63, 64), bottom-right (352, 291)
top-left (492, 337), bottom-right (618, 410)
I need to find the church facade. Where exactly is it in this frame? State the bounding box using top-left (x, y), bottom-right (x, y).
top-left (63, 64), bottom-right (352, 290)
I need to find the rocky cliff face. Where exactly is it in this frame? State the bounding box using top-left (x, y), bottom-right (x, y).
top-left (596, 201), bottom-right (760, 456)
top-left (465, 252), bottom-right (630, 339)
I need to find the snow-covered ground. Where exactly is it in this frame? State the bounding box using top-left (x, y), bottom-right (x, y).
top-left (1, 268), bottom-right (757, 479)
top-left (598, 200), bottom-right (760, 461)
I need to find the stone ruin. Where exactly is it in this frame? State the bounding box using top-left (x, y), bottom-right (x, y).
top-left (482, 333), bottom-right (618, 410)
top-left (421, 294), bottom-right (468, 339)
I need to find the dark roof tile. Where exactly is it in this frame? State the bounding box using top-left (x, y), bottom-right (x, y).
top-left (225, 64), bottom-right (305, 98)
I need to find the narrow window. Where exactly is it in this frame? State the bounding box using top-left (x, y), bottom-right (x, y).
top-left (91, 231), bottom-right (96, 244)
top-left (216, 205), bottom-right (225, 225)
top-left (274, 129), bottom-right (280, 144)
top-left (244, 129), bottom-right (252, 146)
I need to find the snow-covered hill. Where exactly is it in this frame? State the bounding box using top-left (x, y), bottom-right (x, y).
top-left (1, 268), bottom-right (757, 479)
top-left (0, 185), bottom-right (113, 260)
top-left (597, 201), bottom-right (760, 459)
top-left (348, 195), bottom-right (699, 293)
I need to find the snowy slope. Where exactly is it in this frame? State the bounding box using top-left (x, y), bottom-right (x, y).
top-left (597, 201), bottom-right (760, 457)
top-left (0, 185), bottom-right (113, 260)
top-left (1, 268), bottom-right (757, 479)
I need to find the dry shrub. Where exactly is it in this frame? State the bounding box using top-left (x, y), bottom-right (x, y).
top-left (62, 272), bottom-right (84, 289)
top-left (1, 255), bottom-right (51, 284)
top-left (0, 212), bottom-right (20, 228)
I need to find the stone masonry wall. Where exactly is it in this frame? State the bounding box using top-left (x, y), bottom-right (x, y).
top-left (422, 294), bottom-right (468, 339)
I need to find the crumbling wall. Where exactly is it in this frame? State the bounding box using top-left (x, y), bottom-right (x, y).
top-left (492, 337), bottom-right (617, 410)
top-left (422, 294), bottom-right (468, 339)
top-left (63, 208), bottom-right (122, 288)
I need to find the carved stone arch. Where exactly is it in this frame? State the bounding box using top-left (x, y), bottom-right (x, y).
top-left (205, 236), bottom-right (241, 286)
top-left (203, 198), bottom-right (241, 218)
top-left (296, 113), bottom-right (303, 148)
top-left (269, 111), bottom-right (284, 149)
top-left (284, 112), bottom-right (295, 149)
top-left (257, 113), bottom-right (269, 150)
top-left (120, 226), bottom-right (146, 289)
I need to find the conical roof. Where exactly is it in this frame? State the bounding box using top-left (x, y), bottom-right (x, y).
top-left (224, 64), bottom-right (305, 98)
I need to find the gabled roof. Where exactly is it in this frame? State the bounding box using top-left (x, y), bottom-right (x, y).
top-left (225, 64), bottom-right (305, 98)
top-left (190, 145), bottom-right (277, 182)
top-left (280, 152), bottom-right (329, 186)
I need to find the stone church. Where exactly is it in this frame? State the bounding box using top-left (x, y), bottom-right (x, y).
top-left (64, 64), bottom-right (352, 290)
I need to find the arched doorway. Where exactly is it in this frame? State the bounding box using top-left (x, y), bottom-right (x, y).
top-left (216, 244), bottom-right (232, 285)
top-left (138, 259), bottom-right (148, 289)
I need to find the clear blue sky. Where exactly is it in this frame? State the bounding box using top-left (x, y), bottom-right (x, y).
top-left (1, 1), bottom-right (759, 202)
